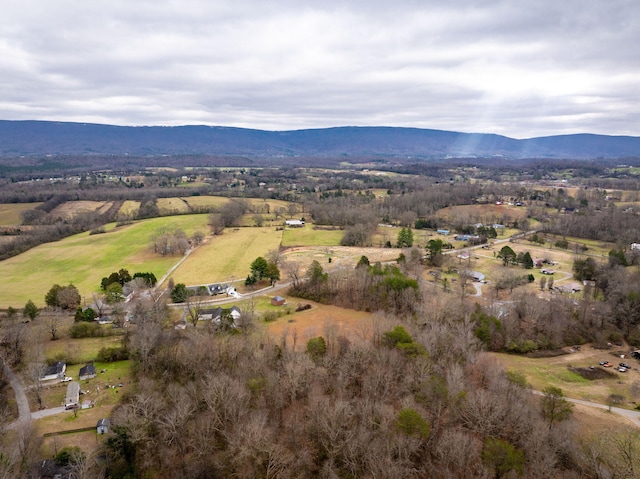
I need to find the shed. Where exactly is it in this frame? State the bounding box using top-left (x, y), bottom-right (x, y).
top-left (271, 296), bottom-right (286, 306)
top-left (97, 418), bottom-right (110, 434)
top-left (79, 363), bottom-right (96, 380)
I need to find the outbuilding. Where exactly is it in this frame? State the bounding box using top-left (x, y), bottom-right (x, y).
top-left (271, 296), bottom-right (286, 306)
top-left (97, 418), bottom-right (110, 434)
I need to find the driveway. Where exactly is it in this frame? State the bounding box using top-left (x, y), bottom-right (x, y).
top-left (31, 406), bottom-right (67, 420)
top-left (2, 358), bottom-right (31, 428)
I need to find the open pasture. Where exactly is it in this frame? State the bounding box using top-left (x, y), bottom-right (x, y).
top-left (169, 226), bottom-right (284, 285)
top-left (177, 195), bottom-right (292, 214)
top-left (0, 214), bottom-right (209, 307)
top-left (157, 197), bottom-right (190, 214)
top-left (281, 224), bottom-right (343, 247)
top-left (0, 202), bottom-right (42, 225)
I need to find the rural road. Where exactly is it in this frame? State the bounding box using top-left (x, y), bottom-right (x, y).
top-left (532, 390), bottom-right (640, 428)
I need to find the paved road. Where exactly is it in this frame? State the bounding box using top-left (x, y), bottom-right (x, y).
top-left (532, 390), bottom-right (640, 428)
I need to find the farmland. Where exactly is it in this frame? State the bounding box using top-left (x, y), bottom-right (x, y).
top-left (169, 226), bottom-right (284, 285)
top-left (0, 202), bottom-right (42, 225)
top-left (0, 214), bottom-right (210, 307)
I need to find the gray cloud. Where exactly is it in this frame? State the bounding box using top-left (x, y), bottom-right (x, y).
top-left (0, 0), bottom-right (639, 138)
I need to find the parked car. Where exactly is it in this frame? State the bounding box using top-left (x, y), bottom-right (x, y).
top-left (618, 367), bottom-right (628, 373)
top-left (60, 376), bottom-right (73, 382)
top-left (620, 363), bottom-right (631, 369)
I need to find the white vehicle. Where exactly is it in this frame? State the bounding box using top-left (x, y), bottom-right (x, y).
top-left (61, 376), bottom-right (73, 382)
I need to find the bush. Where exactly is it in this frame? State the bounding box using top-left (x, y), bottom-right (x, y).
top-left (97, 346), bottom-right (129, 362)
top-left (306, 337), bottom-right (327, 361)
top-left (55, 446), bottom-right (84, 466)
top-left (69, 322), bottom-right (106, 338)
top-left (262, 311), bottom-right (281, 322)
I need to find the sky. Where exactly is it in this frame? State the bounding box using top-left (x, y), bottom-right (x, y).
top-left (1, 0), bottom-right (639, 138)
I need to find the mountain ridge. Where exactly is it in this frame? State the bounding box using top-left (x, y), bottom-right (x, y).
top-left (1, 120), bottom-right (639, 160)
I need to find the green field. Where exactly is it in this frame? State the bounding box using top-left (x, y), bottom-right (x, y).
top-left (169, 226), bottom-right (284, 284)
top-left (0, 202), bottom-right (41, 225)
top-left (281, 224), bottom-right (343, 247)
top-left (157, 197), bottom-right (191, 214)
top-left (0, 214), bottom-right (210, 308)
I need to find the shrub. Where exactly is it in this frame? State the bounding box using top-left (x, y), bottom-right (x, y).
top-left (69, 322), bottom-right (105, 338)
top-left (55, 446), bottom-right (85, 466)
top-left (97, 346), bottom-right (129, 362)
top-left (306, 337), bottom-right (327, 361)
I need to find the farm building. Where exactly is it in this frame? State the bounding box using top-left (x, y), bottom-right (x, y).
top-left (79, 363), bottom-right (96, 380)
top-left (64, 382), bottom-right (80, 410)
top-left (271, 296), bottom-right (286, 306)
top-left (40, 361), bottom-right (66, 381)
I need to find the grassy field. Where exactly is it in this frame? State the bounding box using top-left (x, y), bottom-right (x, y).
top-left (157, 197), bottom-right (191, 214)
top-left (490, 347), bottom-right (640, 408)
top-left (0, 202), bottom-right (42, 225)
top-left (118, 200), bottom-right (141, 217)
top-left (169, 226), bottom-right (284, 285)
top-left (281, 224), bottom-right (344, 247)
top-left (0, 214), bottom-right (210, 308)
top-left (178, 195), bottom-right (292, 214)
top-left (45, 334), bottom-right (125, 364)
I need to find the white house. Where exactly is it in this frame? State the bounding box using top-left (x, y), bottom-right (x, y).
top-left (40, 361), bottom-right (66, 381)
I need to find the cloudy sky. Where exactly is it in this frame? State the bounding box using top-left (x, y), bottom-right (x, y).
top-left (1, 0), bottom-right (638, 138)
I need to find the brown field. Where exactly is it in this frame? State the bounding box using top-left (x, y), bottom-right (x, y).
top-left (118, 200), bottom-right (140, 217)
top-left (263, 299), bottom-right (374, 350)
top-left (281, 245), bottom-right (401, 272)
top-left (49, 201), bottom-right (113, 220)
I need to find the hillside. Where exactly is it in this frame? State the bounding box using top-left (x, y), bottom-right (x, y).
top-left (1, 120), bottom-right (640, 160)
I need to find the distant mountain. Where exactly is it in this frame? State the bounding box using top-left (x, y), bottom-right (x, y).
top-left (1, 120), bottom-right (639, 160)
